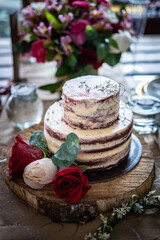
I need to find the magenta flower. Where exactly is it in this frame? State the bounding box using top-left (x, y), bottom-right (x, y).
top-left (120, 19), bottom-right (132, 30)
top-left (97, 0), bottom-right (111, 8)
top-left (60, 35), bottom-right (72, 47)
top-left (33, 21), bottom-right (53, 38)
top-left (60, 36), bottom-right (72, 55)
top-left (54, 54), bottom-right (62, 67)
top-left (63, 45), bottom-right (73, 56)
top-left (30, 40), bottom-right (47, 63)
top-left (68, 19), bottom-right (90, 46)
top-left (71, 1), bottom-right (93, 10)
top-left (58, 12), bottom-right (73, 29)
top-left (22, 6), bottom-right (36, 20)
top-left (45, 0), bottom-right (62, 12)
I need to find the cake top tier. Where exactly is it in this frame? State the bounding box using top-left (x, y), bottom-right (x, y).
top-left (62, 75), bottom-right (119, 100)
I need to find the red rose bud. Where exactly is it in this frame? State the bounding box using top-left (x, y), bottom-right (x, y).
top-left (51, 166), bottom-right (91, 204)
top-left (9, 135), bottom-right (44, 180)
top-left (30, 40), bottom-right (47, 63)
top-left (79, 48), bottom-right (104, 70)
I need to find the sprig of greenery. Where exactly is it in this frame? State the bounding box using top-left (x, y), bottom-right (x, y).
top-left (52, 133), bottom-right (81, 170)
top-left (29, 131), bottom-right (50, 157)
top-left (84, 190), bottom-right (160, 240)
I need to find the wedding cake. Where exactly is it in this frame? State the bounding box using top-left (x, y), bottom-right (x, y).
top-left (44, 76), bottom-right (133, 170)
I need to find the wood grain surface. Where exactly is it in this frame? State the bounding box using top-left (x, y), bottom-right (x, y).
top-left (1, 124), bottom-right (155, 223)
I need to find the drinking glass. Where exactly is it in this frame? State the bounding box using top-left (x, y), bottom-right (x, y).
top-left (128, 0), bottom-right (150, 75)
top-left (6, 83), bottom-right (43, 130)
top-left (128, 94), bottom-right (160, 134)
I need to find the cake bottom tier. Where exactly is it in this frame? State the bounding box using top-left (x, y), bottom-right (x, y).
top-left (44, 101), bottom-right (133, 171)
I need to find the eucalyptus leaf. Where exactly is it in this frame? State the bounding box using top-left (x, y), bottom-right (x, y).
top-left (52, 133), bottom-right (81, 169)
top-left (29, 131), bottom-right (49, 157)
top-left (38, 80), bottom-right (64, 93)
top-left (66, 133), bottom-right (81, 155)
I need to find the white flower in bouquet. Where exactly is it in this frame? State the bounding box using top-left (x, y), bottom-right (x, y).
top-left (23, 158), bottom-right (57, 189)
top-left (109, 31), bottom-right (132, 53)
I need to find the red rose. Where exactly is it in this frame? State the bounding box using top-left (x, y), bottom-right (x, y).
top-left (30, 40), bottom-right (47, 63)
top-left (71, 1), bottom-right (92, 10)
top-left (111, 23), bottom-right (122, 33)
top-left (68, 19), bottom-right (90, 46)
top-left (79, 48), bottom-right (104, 70)
top-left (51, 166), bottom-right (91, 204)
top-left (9, 135), bottom-right (44, 180)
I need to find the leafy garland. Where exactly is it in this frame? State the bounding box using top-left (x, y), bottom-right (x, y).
top-left (84, 191), bottom-right (160, 240)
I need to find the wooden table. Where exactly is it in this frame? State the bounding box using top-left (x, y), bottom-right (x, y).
top-left (0, 36), bottom-right (160, 240)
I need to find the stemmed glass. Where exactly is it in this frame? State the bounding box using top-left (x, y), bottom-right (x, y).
top-left (128, 0), bottom-right (150, 75)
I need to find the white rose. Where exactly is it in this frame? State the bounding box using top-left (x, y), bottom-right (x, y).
top-left (23, 158), bottom-right (57, 189)
top-left (109, 31), bottom-right (132, 53)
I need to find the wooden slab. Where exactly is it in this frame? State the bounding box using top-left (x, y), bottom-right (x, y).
top-left (1, 124), bottom-right (155, 223)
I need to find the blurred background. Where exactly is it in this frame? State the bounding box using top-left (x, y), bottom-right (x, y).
top-left (0, 0), bottom-right (160, 38)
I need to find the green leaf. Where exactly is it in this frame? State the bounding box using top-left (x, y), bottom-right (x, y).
top-left (85, 25), bottom-right (99, 45)
top-left (108, 38), bottom-right (119, 49)
top-left (44, 9), bottom-right (61, 30)
top-left (13, 41), bottom-right (33, 53)
top-left (46, 49), bottom-right (54, 61)
top-left (97, 43), bottom-right (108, 61)
top-left (83, 65), bottom-right (97, 75)
top-left (44, 41), bottom-right (54, 50)
top-left (66, 133), bottom-right (81, 155)
top-left (78, 165), bottom-right (89, 172)
top-left (55, 63), bottom-right (70, 77)
top-left (38, 80), bottom-right (64, 93)
top-left (29, 131), bottom-right (49, 157)
top-left (67, 54), bottom-right (77, 70)
top-left (105, 53), bottom-right (121, 66)
top-left (104, 29), bottom-right (112, 38)
top-left (52, 133), bottom-right (81, 169)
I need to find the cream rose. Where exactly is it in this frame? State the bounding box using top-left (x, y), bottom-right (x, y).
top-left (109, 31), bottom-right (132, 53)
top-left (23, 158), bottom-right (57, 189)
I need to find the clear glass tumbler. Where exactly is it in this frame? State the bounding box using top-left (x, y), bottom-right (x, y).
top-left (128, 94), bottom-right (160, 134)
top-left (6, 82), bottom-right (44, 130)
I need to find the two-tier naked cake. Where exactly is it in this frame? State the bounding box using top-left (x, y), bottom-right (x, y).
top-left (44, 75), bottom-right (133, 170)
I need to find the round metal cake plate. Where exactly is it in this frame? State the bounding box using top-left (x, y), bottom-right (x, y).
top-left (87, 134), bottom-right (142, 184)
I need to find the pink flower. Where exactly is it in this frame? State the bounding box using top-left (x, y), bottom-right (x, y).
top-left (30, 40), bottom-right (47, 63)
top-left (97, 0), bottom-right (111, 8)
top-left (60, 35), bottom-right (72, 47)
top-left (60, 36), bottom-right (72, 55)
top-left (71, 1), bottom-right (93, 10)
top-left (68, 19), bottom-right (90, 46)
top-left (58, 13), bottom-right (73, 23)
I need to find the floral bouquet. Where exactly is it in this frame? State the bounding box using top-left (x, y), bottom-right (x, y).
top-left (9, 131), bottom-right (91, 205)
top-left (16, 0), bottom-right (132, 91)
